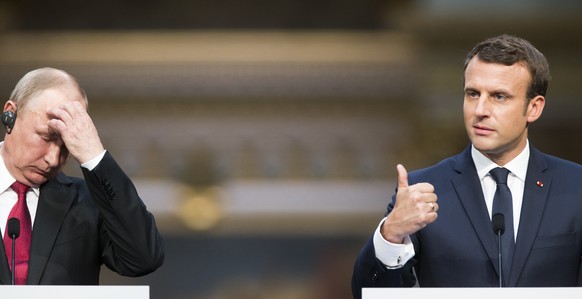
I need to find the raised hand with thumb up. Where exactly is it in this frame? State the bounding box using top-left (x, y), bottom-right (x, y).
top-left (381, 164), bottom-right (439, 244)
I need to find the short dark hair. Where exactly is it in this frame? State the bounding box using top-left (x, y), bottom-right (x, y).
top-left (464, 34), bottom-right (550, 99)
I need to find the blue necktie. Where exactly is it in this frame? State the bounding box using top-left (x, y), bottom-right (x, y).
top-left (490, 167), bottom-right (515, 286)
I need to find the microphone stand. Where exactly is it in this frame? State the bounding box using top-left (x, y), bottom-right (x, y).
top-left (11, 234), bottom-right (16, 285)
top-left (496, 230), bottom-right (502, 288)
top-left (7, 217), bottom-right (20, 285)
top-left (492, 213), bottom-right (505, 288)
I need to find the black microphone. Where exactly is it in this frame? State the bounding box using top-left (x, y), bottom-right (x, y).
top-left (492, 213), bottom-right (505, 288)
top-left (7, 217), bottom-right (20, 285)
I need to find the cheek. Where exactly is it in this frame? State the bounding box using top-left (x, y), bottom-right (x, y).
top-left (23, 137), bottom-right (51, 159)
top-left (463, 99), bottom-right (475, 114)
top-left (29, 146), bottom-right (49, 159)
top-left (463, 104), bottom-right (473, 123)
top-left (505, 106), bottom-right (528, 122)
top-left (14, 147), bottom-right (45, 169)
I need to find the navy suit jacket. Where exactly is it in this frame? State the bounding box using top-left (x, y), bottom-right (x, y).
top-left (0, 152), bottom-right (164, 284)
top-left (352, 145), bottom-right (582, 298)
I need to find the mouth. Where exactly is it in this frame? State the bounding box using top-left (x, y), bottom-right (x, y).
top-left (473, 124), bottom-right (494, 136)
top-left (33, 167), bottom-right (54, 178)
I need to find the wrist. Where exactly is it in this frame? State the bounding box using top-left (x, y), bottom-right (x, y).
top-left (380, 222), bottom-right (406, 244)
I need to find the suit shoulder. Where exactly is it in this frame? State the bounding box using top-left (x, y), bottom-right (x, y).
top-left (55, 172), bottom-right (88, 188)
top-left (412, 150), bottom-right (464, 174)
top-left (407, 151), bottom-right (464, 183)
top-left (540, 153), bottom-right (582, 179)
top-left (544, 154), bottom-right (582, 169)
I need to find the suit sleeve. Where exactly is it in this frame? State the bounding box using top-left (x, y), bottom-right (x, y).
top-left (351, 235), bottom-right (417, 299)
top-left (352, 191), bottom-right (418, 298)
top-left (81, 151), bottom-right (164, 276)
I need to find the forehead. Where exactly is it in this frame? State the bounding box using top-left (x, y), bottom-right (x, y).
top-left (464, 57), bottom-right (531, 91)
top-left (24, 85), bottom-right (86, 112)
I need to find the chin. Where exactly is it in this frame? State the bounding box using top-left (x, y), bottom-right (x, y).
top-left (25, 175), bottom-right (49, 187)
top-left (470, 138), bottom-right (498, 153)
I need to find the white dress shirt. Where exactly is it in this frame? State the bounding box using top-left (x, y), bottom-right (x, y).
top-left (373, 142), bottom-right (530, 268)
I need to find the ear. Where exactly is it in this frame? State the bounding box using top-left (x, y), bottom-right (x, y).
top-left (526, 95), bottom-right (545, 123)
top-left (3, 100), bottom-right (16, 112)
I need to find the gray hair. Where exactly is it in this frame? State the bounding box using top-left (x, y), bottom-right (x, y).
top-left (9, 67), bottom-right (88, 111)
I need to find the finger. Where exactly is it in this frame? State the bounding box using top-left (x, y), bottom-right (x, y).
top-left (396, 164), bottom-right (409, 189)
top-left (61, 101), bottom-right (86, 119)
top-left (426, 202), bottom-right (439, 213)
top-left (46, 106), bottom-right (73, 127)
top-left (432, 202), bottom-right (439, 213)
top-left (425, 211), bottom-right (438, 225)
top-left (410, 182), bottom-right (436, 194)
top-left (420, 205), bottom-right (439, 228)
top-left (47, 118), bottom-right (66, 133)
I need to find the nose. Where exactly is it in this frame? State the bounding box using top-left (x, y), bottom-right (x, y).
top-left (473, 96), bottom-right (490, 117)
top-left (44, 142), bottom-right (67, 168)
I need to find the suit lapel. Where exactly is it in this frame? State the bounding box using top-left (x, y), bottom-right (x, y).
top-left (451, 147), bottom-right (501, 273)
top-left (508, 147), bottom-right (550, 286)
top-left (27, 174), bottom-right (76, 284)
top-left (0, 226), bottom-right (12, 284)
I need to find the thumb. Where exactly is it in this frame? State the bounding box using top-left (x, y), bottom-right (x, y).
top-left (396, 164), bottom-right (409, 188)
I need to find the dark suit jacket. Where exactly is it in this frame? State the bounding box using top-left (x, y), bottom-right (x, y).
top-left (0, 152), bottom-right (164, 284)
top-left (352, 145), bottom-right (582, 298)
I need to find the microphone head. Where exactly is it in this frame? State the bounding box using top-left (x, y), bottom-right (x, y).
top-left (7, 218), bottom-right (20, 238)
top-left (492, 213), bottom-right (505, 235)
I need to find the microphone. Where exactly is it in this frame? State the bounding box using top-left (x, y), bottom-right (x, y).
top-left (7, 217), bottom-right (20, 285)
top-left (492, 213), bottom-right (505, 235)
top-left (492, 213), bottom-right (505, 288)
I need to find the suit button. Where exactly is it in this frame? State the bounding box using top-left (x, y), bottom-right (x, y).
top-left (371, 271), bottom-right (379, 282)
top-left (102, 180), bottom-right (116, 200)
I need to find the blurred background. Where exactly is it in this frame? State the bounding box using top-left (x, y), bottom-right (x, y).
top-left (1, 0), bottom-right (581, 298)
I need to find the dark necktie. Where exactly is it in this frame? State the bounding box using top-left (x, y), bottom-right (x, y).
top-left (3, 181), bottom-right (32, 285)
top-left (490, 167), bottom-right (515, 286)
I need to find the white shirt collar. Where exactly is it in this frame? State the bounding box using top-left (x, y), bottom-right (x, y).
top-left (0, 142), bottom-right (16, 194)
top-left (0, 141), bottom-right (41, 195)
top-left (471, 140), bottom-right (530, 182)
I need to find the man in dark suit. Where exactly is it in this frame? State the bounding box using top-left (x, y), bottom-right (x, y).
top-left (0, 67), bottom-right (164, 284)
top-left (352, 34), bottom-right (582, 298)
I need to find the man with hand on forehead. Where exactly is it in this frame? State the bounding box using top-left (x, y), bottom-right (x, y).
top-left (0, 67), bottom-right (163, 285)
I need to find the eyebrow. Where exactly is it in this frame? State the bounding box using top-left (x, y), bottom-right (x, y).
top-left (464, 86), bottom-right (513, 96)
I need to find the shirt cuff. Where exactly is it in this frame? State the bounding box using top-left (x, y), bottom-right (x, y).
top-left (80, 150), bottom-right (107, 171)
top-left (373, 217), bottom-right (415, 269)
